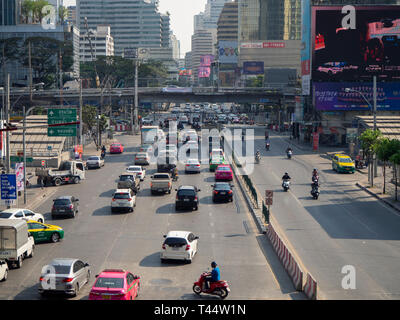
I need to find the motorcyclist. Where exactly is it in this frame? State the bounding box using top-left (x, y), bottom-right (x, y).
top-left (282, 172), bottom-right (291, 181)
top-left (255, 150), bottom-right (261, 163)
top-left (205, 261), bottom-right (221, 290)
top-left (170, 166), bottom-right (178, 180)
top-left (286, 146), bottom-right (293, 154)
top-left (101, 145), bottom-right (106, 153)
top-left (312, 168), bottom-right (319, 183)
top-left (265, 137), bottom-right (270, 149)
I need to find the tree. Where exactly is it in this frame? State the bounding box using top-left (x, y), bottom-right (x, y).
top-left (58, 6), bottom-right (68, 24)
top-left (0, 38), bottom-right (21, 83)
top-left (376, 138), bottom-right (400, 194)
top-left (82, 104), bottom-right (97, 134)
top-left (389, 151), bottom-right (400, 201)
top-left (359, 129), bottom-right (382, 187)
top-left (21, 0), bottom-right (35, 23)
top-left (32, 0), bottom-right (50, 23)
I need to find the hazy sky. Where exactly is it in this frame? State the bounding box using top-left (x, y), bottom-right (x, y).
top-left (63, 0), bottom-right (207, 58)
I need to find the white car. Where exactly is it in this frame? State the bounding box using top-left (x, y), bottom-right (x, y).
top-left (180, 115), bottom-right (189, 123)
top-left (126, 165), bottom-right (146, 181)
top-left (161, 231), bottom-right (199, 263)
top-left (194, 106), bottom-right (201, 113)
top-left (86, 155), bottom-right (104, 169)
top-left (185, 159), bottom-right (201, 173)
top-left (0, 208), bottom-right (44, 223)
top-left (0, 260), bottom-right (8, 282)
top-left (111, 189), bottom-right (136, 213)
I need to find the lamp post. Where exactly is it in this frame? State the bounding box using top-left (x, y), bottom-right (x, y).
top-left (345, 75), bottom-right (378, 183)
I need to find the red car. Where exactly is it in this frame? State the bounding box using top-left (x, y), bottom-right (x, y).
top-left (89, 269), bottom-right (140, 300)
top-left (215, 164), bottom-right (233, 181)
top-left (110, 143), bottom-right (124, 154)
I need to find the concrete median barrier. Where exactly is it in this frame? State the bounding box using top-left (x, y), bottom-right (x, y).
top-left (304, 273), bottom-right (317, 300)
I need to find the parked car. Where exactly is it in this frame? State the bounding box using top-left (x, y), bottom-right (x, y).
top-left (212, 182), bottom-right (234, 202)
top-left (110, 143), bottom-right (124, 154)
top-left (175, 186), bottom-right (200, 211)
top-left (332, 154), bottom-right (355, 173)
top-left (51, 196), bottom-right (79, 219)
top-left (215, 164), bottom-right (233, 181)
top-left (134, 152), bottom-right (150, 166)
top-left (0, 259), bottom-right (8, 281)
top-left (185, 159), bottom-right (201, 173)
top-left (86, 156), bottom-right (104, 169)
top-left (111, 189), bottom-right (136, 213)
top-left (89, 269), bottom-right (140, 300)
top-left (38, 258), bottom-right (91, 297)
top-left (126, 166), bottom-right (146, 181)
top-left (27, 220), bottom-right (64, 243)
top-left (0, 208), bottom-right (44, 223)
top-left (161, 231), bottom-right (199, 263)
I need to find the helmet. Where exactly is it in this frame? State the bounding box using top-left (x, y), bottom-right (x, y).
top-left (285, 172), bottom-right (288, 175)
top-left (211, 261), bottom-right (217, 268)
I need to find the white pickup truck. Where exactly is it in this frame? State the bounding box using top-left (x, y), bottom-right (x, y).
top-left (36, 160), bottom-right (85, 186)
top-left (0, 220), bottom-right (35, 268)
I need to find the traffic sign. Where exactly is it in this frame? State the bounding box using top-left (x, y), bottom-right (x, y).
top-left (1, 174), bottom-right (17, 205)
top-left (48, 127), bottom-right (77, 137)
top-left (10, 156), bottom-right (33, 163)
top-left (47, 108), bottom-right (77, 137)
top-left (124, 48), bottom-right (138, 59)
top-left (265, 190), bottom-right (273, 206)
top-left (48, 108), bottom-right (77, 120)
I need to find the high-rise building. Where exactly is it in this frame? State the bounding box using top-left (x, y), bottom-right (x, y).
top-left (217, 0), bottom-right (238, 42)
top-left (191, 29), bottom-right (216, 82)
top-left (80, 25), bottom-right (114, 62)
top-left (0, 0), bottom-right (17, 26)
top-left (77, 0), bottom-right (169, 56)
top-left (170, 32), bottom-right (180, 60)
top-left (161, 14), bottom-right (170, 48)
top-left (194, 12), bottom-right (205, 32)
top-left (67, 6), bottom-right (77, 26)
top-left (185, 51), bottom-right (192, 70)
top-left (203, 0), bottom-right (233, 29)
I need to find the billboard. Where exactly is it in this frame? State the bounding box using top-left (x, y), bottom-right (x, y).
top-left (243, 61), bottom-right (264, 75)
top-left (312, 6), bottom-right (400, 82)
top-left (198, 67), bottom-right (211, 78)
top-left (218, 41), bottom-right (238, 64)
top-left (240, 42), bottom-right (286, 49)
top-left (301, 0), bottom-right (311, 95)
top-left (314, 82), bottom-right (400, 111)
top-left (200, 55), bottom-right (214, 67)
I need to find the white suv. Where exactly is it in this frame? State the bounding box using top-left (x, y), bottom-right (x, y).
top-left (161, 231), bottom-right (199, 263)
top-left (0, 259), bottom-right (8, 282)
top-left (111, 189), bottom-right (136, 213)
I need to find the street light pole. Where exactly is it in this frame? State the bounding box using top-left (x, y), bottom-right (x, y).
top-left (5, 74), bottom-right (10, 174)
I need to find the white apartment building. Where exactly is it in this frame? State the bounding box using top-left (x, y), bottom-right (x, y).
top-left (80, 25), bottom-right (114, 62)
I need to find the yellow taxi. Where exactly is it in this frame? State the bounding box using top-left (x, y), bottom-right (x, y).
top-left (332, 154), bottom-right (355, 173)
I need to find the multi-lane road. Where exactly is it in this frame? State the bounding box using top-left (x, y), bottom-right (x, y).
top-left (0, 131), bottom-right (304, 300)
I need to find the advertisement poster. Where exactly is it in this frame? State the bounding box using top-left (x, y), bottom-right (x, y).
top-left (198, 67), bottom-right (211, 78)
top-left (314, 82), bottom-right (400, 111)
top-left (243, 61), bottom-right (264, 75)
top-left (218, 41), bottom-right (238, 64)
top-left (200, 55), bottom-right (214, 67)
top-left (301, 0), bottom-right (311, 95)
top-left (312, 133), bottom-right (319, 151)
top-left (15, 162), bottom-right (24, 192)
top-left (312, 6), bottom-right (400, 82)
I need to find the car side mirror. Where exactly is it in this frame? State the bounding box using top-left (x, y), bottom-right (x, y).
top-left (195, 236), bottom-right (199, 240)
top-left (76, 199), bottom-right (79, 202)
top-left (95, 274), bottom-right (98, 278)
top-left (175, 189), bottom-right (178, 191)
top-left (85, 263), bottom-right (90, 267)
top-left (163, 235), bottom-right (166, 238)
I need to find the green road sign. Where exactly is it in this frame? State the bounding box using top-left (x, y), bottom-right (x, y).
top-left (10, 156), bottom-right (33, 163)
top-left (48, 127), bottom-right (76, 137)
top-left (47, 108), bottom-right (77, 137)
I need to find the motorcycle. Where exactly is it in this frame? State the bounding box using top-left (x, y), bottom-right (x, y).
top-left (255, 154), bottom-right (260, 164)
top-left (265, 143), bottom-right (270, 151)
top-left (287, 150), bottom-right (292, 159)
top-left (311, 182), bottom-right (320, 200)
top-left (282, 179), bottom-right (290, 192)
top-left (192, 272), bottom-right (230, 299)
top-left (100, 150), bottom-right (106, 159)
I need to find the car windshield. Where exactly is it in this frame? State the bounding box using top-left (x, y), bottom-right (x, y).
top-left (88, 156), bottom-right (99, 160)
top-left (111, 144), bottom-right (120, 147)
top-left (95, 277), bottom-right (124, 288)
top-left (54, 199), bottom-right (71, 205)
top-left (339, 158), bottom-right (353, 163)
top-left (178, 190), bottom-right (195, 196)
top-left (0, 212), bottom-right (13, 218)
top-left (164, 237), bottom-right (187, 246)
top-left (114, 193), bottom-right (130, 199)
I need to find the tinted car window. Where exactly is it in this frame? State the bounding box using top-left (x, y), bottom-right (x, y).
top-left (95, 277), bottom-right (124, 288)
top-left (114, 193), bottom-right (130, 199)
top-left (215, 183), bottom-right (231, 190)
top-left (54, 199), bottom-right (71, 205)
top-left (120, 175), bottom-right (135, 181)
top-left (217, 167), bottom-right (231, 171)
top-left (24, 210), bottom-right (34, 216)
top-left (51, 265), bottom-right (71, 274)
top-left (73, 261), bottom-right (84, 273)
top-left (88, 156), bottom-right (99, 160)
top-left (0, 212), bottom-right (13, 218)
top-left (28, 223), bottom-right (44, 229)
top-left (153, 174), bottom-right (169, 179)
top-left (178, 190), bottom-right (196, 197)
top-left (15, 212), bottom-right (23, 218)
top-left (164, 237), bottom-right (187, 246)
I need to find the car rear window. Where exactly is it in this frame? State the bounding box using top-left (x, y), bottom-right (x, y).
top-left (120, 175), bottom-right (135, 181)
top-left (164, 237), bottom-right (187, 246)
top-left (128, 167), bottom-right (140, 171)
top-left (111, 144), bottom-right (120, 147)
top-left (95, 277), bottom-right (124, 288)
top-left (52, 265), bottom-right (71, 274)
top-left (153, 174), bottom-right (169, 179)
top-left (0, 212), bottom-right (13, 218)
top-left (178, 189), bottom-right (195, 196)
top-left (114, 193), bottom-right (130, 199)
top-left (217, 167), bottom-right (231, 171)
top-left (215, 183), bottom-right (231, 190)
top-left (88, 156), bottom-right (99, 160)
top-left (54, 199), bottom-right (71, 205)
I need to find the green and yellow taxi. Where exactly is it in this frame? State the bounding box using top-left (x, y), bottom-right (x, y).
top-left (209, 156), bottom-right (227, 172)
top-left (27, 220), bottom-right (64, 243)
top-left (332, 154), bottom-right (355, 173)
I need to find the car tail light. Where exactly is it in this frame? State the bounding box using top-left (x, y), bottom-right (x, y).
top-left (196, 164), bottom-right (200, 167)
top-left (127, 198), bottom-right (132, 201)
top-left (162, 244), bottom-right (166, 250)
top-left (185, 244), bottom-right (190, 251)
top-left (63, 278), bottom-right (73, 283)
top-left (69, 204), bottom-right (73, 209)
top-left (39, 277), bottom-right (44, 281)
top-left (228, 190), bottom-right (233, 194)
top-left (214, 191), bottom-right (218, 194)
top-left (194, 196), bottom-right (198, 201)
top-left (168, 182), bottom-right (171, 187)
top-left (112, 198), bottom-right (116, 202)
top-left (186, 164), bottom-right (190, 167)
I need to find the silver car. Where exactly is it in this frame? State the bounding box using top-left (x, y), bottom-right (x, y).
top-left (38, 258), bottom-right (91, 297)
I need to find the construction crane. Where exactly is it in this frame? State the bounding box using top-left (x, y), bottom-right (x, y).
top-left (84, 16), bottom-right (100, 88)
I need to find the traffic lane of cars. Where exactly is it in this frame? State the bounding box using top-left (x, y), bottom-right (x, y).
top-left (252, 132), bottom-right (400, 298)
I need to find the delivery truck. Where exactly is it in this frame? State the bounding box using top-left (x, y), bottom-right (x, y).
top-left (0, 220), bottom-right (35, 268)
top-left (36, 160), bottom-right (85, 186)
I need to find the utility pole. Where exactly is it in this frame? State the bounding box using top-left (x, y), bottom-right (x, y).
top-left (23, 106), bottom-right (27, 204)
top-left (28, 41), bottom-right (32, 106)
top-left (59, 48), bottom-right (63, 106)
top-left (134, 58), bottom-right (139, 134)
top-left (5, 74), bottom-right (10, 174)
top-left (79, 79), bottom-right (83, 146)
top-left (373, 75), bottom-right (378, 179)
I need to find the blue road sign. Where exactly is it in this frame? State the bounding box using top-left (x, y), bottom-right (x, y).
top-left (1, 174), bottom-right (17, 204)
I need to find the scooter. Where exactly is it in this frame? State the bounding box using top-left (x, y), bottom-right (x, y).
top-left (265, 143), bottom-right (270, 151)
top-left (282, 179), bottom-right (290, 192)
top-left (192, 272), bottom-right (230, 299)
top-left (255, 154), bottom-right (260, 164)
top-left (311, 183), bottom-right (320, 200)
top-left (287, 150), bottom-right (292, 159)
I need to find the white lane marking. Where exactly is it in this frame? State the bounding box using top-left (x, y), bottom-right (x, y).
top-left (211, 233), bottom-right (215, 239)
top-left (210, 222), bottom-right (214, 227)
top-left (209, 212), bottom-right (212, 217)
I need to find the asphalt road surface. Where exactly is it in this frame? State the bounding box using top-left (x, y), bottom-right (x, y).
top-left (0, 129), bottom-right (304, 300)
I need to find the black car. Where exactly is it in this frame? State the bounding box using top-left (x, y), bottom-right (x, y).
top-left (51, 196), bottom-right (79, 218)
top-left (157, 156), bottom-right (177, 173)
top-left (212, 182), bottom-right (234, 202)
top-left (175, 186), bottom-right (200, 211)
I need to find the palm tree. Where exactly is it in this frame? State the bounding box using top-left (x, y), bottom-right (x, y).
top-left (21, 0), bottom-right (34, 24)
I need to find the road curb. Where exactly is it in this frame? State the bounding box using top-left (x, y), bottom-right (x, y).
top-left (355, 182), bottom-right (400, 214)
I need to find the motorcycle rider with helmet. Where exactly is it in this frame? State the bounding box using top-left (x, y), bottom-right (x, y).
top-left (205, 261), bottom-right (221, 290)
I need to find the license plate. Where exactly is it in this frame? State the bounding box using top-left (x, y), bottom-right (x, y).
top-left (184, 199), bottom-right (189, 202)
top-left (158, 189), bottom-right (163, 192)
top-left (172, 247), bottom-right (179, 251)
top-left (59, 209), bottom-right (65, 212)
top-left (102, 295), bottom-right (111, 300)
top-left (220, 192), bottom-right (226, 195)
